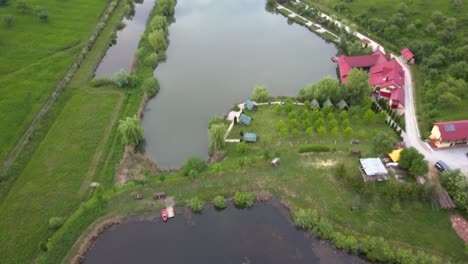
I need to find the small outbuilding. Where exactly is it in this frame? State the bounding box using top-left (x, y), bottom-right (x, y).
top-left (239, 113), bottom-right (253, 126)
top-left (245, 100), bottom-right (257, 111)
top-left (322, 99), bottom-right (334, 109)
top-left (335, 99), bottom-right (349, 111)
top-left (388, 148), bottom-right (403, 162)
top-left (243, 132), bottom-right (257, 143)
top-left (401, 48), bottom-right (415, 64)
top-left (309, 99), bottom-right (320, 110)
top-left (359, 158), bottom-right (388, 182)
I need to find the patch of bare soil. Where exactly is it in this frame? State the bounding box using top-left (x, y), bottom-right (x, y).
top-left (301, 158), bottom-right (337, 168)
top-left (115, 146), bottom-right (164, 185)
top-left (256, 191), bottom-right (272, 202)
top-left (71, 217), bottom-right (123, 264)
top-left (450, 215), bottom-right (468, 243)
top-left (208, 150), bottom-right (226, 164)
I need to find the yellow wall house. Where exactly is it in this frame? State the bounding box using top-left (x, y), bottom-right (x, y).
top-left (430, 120), bottom-right (468, 148)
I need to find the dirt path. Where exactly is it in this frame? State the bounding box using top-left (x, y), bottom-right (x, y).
top-left (79, 90), bottom-right (124, 193)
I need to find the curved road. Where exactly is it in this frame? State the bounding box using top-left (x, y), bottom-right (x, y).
top-left (279, 3), bottom-right (468, 175)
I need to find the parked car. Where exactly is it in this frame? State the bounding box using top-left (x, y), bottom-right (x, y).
top-left (434, 160), bottom-right (449, 173)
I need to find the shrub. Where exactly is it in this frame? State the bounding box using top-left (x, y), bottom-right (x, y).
top-left (236, 142), bottom-right (247, 153)
top-left (233, 191), bottom-right (255, 208)
top-left (38, 241), bottom-right (48, 252)
top-left (148, 29), bottom-right (167, 52)
top-left (48, 217), bottom-right (66, 230)
top-left (298, 145), bottom-right (330, 153)
top-left (251, 85), bottom-right (270, 102)
top-left (313, 218), bottom-right (334, 240)
top-left (90, 77), bottom-right (114, 87)
top-left (37, 10), bottom-right (48, 22)
top-left (145, 53), bottom-right (158, 68)
top-left (3, 15), bottom-right (14, 26)
top-left (213, 196), bottom-right (227, 209)
top-left (114, 69), bottom-right (130, 88)
top-left (16, 0), bottom-right (28, 12)
top-left (187, 197), bottom-right (204, 213)
top-left (118, 115), bottom-right (144, 146)
top-left (142, 77), bottom-right (160, 97)
top-left (292, 208), bottom-right (318, 230)
top-left (181, 157), bottom-right (208, 177)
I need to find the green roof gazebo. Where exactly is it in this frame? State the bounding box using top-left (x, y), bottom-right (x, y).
top-left (243, 132), bottom-right (257, 142)
top-left (336, 99), bottom-right (349, 111)
top-left (309, 99), bottom-right (320, 110)
top-left (245, 100), bottom-right (257, 111)
top-left (239, 114), bottom-right (252, 126)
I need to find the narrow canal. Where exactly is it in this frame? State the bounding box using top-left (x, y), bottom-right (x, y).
top-left (84, 203), bottom-right (366, 263)
top-left (141, 0), bottom-right (338, 168)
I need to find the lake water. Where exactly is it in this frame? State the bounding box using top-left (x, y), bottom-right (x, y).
top-left (142, 0), bottom-right (338, 168)
top-left (84, 203), bottom-right (366, 264)
top-left (94, 0), bottom-right (156, 78)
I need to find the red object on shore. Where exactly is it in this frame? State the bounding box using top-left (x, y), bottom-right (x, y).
top-left (161, 209), bottom-right (168, 222)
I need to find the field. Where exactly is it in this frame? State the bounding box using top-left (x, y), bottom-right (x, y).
top-left (48, 104), bottom-right (467, 263)
top-left (0, 0), bottom-right (108, 161)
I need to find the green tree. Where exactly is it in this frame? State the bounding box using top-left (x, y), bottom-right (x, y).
top-left (331, 127), bottom-right (339, 136)
top-left (37, 10), bottom-right (48, 22)
top-left (3, 15), bottom-right (14, 26)
top-left (148, 29), bottom-right (167, 52)
top-left (399, 147), bottom-right (428, 176)
top-left (142, 77), bottom-right (160, 97)
top-left (339, 111), bottom-right (348, 121)
top-left (343, 127), bottom-right (353, 137)
top-left (252, 85), bottom-right (270, 102)
top-left (317, 126), bottom-right (326, 136)
top-left (372, 131), bottom-right (394, 155)
top-left (118, 115), bottom-right (144, 146)
top-left (181, 157), bottom-right (208, 177)
top-left (0, 0), bottom-right (8, 6)
top-left (114, 69), bottom-right (130, 88)
top-left (213, 196), bottom-right (227, 209)
top-left (150, 15), bottom-right (168, 32)
top-left (157, 0), bottom-right (176, 16)
top-left (233, 191), bottom-right (255, 208)
top-left (16, 0), bottom-right (28, 12)
top-left (187, 197), bottom-right (204, 213)
top-left (440, 170), bottom-right (468, 213)
top-left (363, 109), bottom-right (376, 123)
top-left (346, 69), bottom-right (371, 105)
top-left (209, 123), bottom-right (226, 153)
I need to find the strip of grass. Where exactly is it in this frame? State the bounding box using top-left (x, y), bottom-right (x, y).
top-left (0, 90), bottom-right (120, 263)
top-left (291, 15), bottom-right (307, 26)
top-left (277, 7), bottom-right (291, 17)
top-left (320, 31), bottom-right (338, 43)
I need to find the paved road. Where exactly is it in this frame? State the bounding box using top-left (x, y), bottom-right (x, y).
top-left (281, 2), bottom-right (468, 175)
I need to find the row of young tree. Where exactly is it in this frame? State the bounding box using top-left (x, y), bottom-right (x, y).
top-left (1, 0), bottom-right (49, 26)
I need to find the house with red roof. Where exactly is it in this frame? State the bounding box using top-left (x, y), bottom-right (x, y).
top-left (401, 48), bottom-right (415, 64)
top-left (429, 120), bottom-right (468, 148)
top-left (332, 50), bottom-right (405, 109)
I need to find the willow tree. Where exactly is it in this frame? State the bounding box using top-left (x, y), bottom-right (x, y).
top-left (118, 115), bottom-right (144, 146)
top-left (209, 123), bottom-right (226, 153)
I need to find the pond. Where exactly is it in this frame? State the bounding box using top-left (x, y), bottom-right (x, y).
top-left (94, 0), bottom-right (156, 78)
top-left (141, 0), bottom-right (338, 168)
top-left (84, 202), bottom-right (366, 263)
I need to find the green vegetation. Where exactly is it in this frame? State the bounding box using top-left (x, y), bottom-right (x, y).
top-left (209, 121), bottom-right (226, 153)
top-left (251, 85), bottom-right (270, 103)
top-left (213, 195), bottom-right (227, 209)
top-left (187, 197), bottom-right (204, 213)
top-left (233, 191), bottom-right (255, 208)
top-left (180, 157), bottom-right (208, 178)
top-left (118, 115), bottom-right (144, 146)
top-left (298, 145), bottom-right (331, 153)
top-left (398, 147), bottom-right (429, 177)
top-left (440, 170), bottom-right (468, 214)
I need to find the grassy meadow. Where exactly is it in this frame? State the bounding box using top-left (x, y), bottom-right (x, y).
top-left (0, 0), bottom-right (108, 161)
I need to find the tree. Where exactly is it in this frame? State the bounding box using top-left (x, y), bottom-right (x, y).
top-left (37, 10), bottom-right (48, 22)
top-left (383, 25), bottom-right (399, 40)
top-left (424, 23), bottom-right (436, 36)
top-left (440, 170), bottom-right (468, 213)
top-left (118, 115), bottom-right (144, 146)
top-left (0, 0), bottom-right (8, 6)
top-left (3, 15), bottom-right (13, 27)
top-left (343, 127), bottom-right (353, 137)
top-left (150, 15), bottom-right (168, 32)
top-left (142, 77), bottom-right (159, 96)
top-left (148, 29), bottom-right (167, 52)
top-left (114, 69), bottom-right (130, 88)
top-left (233, 191), bottom-right (255, 208)
top-left (157, 0), bottom-right (175, 16)
top-left (363, 109), bottom-right (376, 123)
top-left (252, 85), bottom-right (270, 102)
top-left (452, 0), bottom-right (464, 10)
top-left (399, 147), bottom-right (428, 176)
top-left (16, 0), bottom-right (28, 12)
top-left (346, 69), bottom-right (371, 105)
top-left (187, 197), bottom-right (204, 213)
top-left (372, 132), bottom-right (394, 155)
top-left (209, 123), bottom-right (226, 153)
top-left (298, 77), bottom-right (342, 102)
top-left (213, 196), bottom-right (227, 209)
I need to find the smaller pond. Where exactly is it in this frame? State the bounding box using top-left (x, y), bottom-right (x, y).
top-left (94, 0), bottom-right (155, 78)
top-left (84, 202), bottom-right (366, 264)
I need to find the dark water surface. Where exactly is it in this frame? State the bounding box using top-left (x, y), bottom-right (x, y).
top-left (84, 203), bottom-right (366, 264)
top-left (142, 0), bottom-right (338, 168)
top-left (94, 0), bottom-right (156, 77)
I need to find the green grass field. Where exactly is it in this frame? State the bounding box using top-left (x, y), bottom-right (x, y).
top-left (0, 0), bottom-right (108, 161)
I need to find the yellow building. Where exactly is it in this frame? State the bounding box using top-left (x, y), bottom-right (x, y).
top-left (429, 120), bottom-right (468, 148)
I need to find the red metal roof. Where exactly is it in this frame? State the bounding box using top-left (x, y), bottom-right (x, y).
top-left (390, 88), bottom-right (405, 106)
top-left (369, 60), bottom-right (405, 89)
top-left (434, 120), bottom-right (468, 141)
top-left (401, 48), bottom-right (415, 61)
top-left (336, 50), bottom-right (389, 83)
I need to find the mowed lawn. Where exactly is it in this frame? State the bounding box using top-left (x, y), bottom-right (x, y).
top-left (0, 0), bottom-right (108, 161)
top-left (0, 90), bottom-right (121, 263)
top-left (117, 105), bottom-right (465, 261)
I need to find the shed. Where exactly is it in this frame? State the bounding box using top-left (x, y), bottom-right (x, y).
top-left (388, 148), bottom-right (403, 162)
top-left (309, 99), bottom-right (320, 109)
top-left (335, 99), bottom-right (349, 111)
top-left (243, 132), bottom-right (257, 142)
top-left (239, 114), bottom-right (252, 126)
top-left (360, 158), bottom-right (388, 181)
top-left (401, 48), bottom-right (415, 63)
top-left (322, 99), bottom-right (334, 109)
top-left (245, 100), bottom-right (257, 111)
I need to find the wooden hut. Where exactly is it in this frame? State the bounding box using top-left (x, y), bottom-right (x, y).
top-left (309, 99), bottom-right (320, 110)
top-left (243, 132), bottom-right (257, 143)
top-left (239, 114), bottom-right (253, 126)
top-left (245, 100), bottom-right (257, 111)
top-left (336, 99), bottom-right (349, 111)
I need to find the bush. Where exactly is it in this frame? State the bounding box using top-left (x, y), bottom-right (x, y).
top-left (90, 77), bottom-right (114, 87)
top-left (298, 145), bottom-right (330, 153)
top-left (3, 15), bottom-right (14, 26)
top-left (48, 217), bottom-right (66, 230)
top-left (144, 53), bottom-right (159, 68)
top-left (292, 208), bottom-right (318, 230)
top-left (114, 69), bottom-right (130, 88)
top-left (251, 85), bottom-right (270, 102)
top-left (38, 241), bottom-right (48, 252)
top-left (181, 157), bottom-right (208, 177)
top-left (213, 196), bottom-right (227, 209)
top-left (142, 77), bottom-right (160, 97)
top-left (187, 197), bottom-right (204, 213)
top-left (313, 218), bottom-right (334, 240)
top-left (37, 10), bottom-right (48, 22)
top-left (233, 191), bottom-right (255, 208)
top-left (236, 142), bottom-right (247, 153)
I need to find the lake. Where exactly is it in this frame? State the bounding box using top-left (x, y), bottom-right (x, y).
top-left (84, 202), bottom-right (366, 264)
top-left (141, 0), bottom-right (338, 168)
